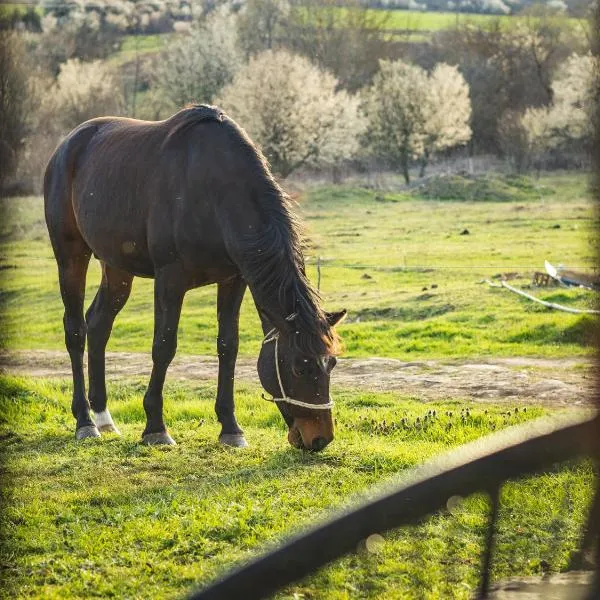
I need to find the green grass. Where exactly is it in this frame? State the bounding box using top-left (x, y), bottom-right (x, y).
top-left (0, 375), bottom-right (594, 599)
top-left (0, 173), bottom-right (595, 360)
top-left (298, 6), bottom-right (587, 42)
top-left (372, 8), bottom-right (584, 32)
top-left (0, 173), bottom-right (595, 598)
top-left (0, 4), bottom-right (43, 17)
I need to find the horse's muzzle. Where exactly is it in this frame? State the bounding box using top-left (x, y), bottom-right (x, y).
top-left (288, 424), bottom-right (333, 452)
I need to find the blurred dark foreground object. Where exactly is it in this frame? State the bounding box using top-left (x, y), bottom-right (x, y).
top-left (189, 412), bottom-right (600, 600)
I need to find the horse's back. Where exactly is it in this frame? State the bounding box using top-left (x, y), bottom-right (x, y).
top-left (43, 106), bottom-right (270, 280)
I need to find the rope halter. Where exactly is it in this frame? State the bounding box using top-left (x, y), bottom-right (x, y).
top-left (261, 327), bottom-right (334, 411)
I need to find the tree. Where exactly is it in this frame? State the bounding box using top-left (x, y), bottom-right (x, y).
top-left (216, 49), bottom-right (365, 177)
top-left (286, 0), bottom-right (390, 92)
top-left (362, 61), bottom-right (428, 184)
top-left (362, 60), bottom-right (471, 183)
top-left (520, 53), bottom-right (597, 164)
top-left (36, 1), bottom-right (125, 75)
top-left (0, 32), bottom-right (29, 191)
top-left (425, 9), bottom-right (582, 153)
top-left (548, 53), bottom-right (596, 145)
top-left (149, 7), bottom-right (241, 114)
top-left (497, 108), bottom-right (533, 172)
top-left (421, 63), bottom-right (471, 175)
top-left (237, 0), bottom-right (290, 56)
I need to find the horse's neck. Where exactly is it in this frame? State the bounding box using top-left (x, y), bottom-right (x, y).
top-left (253, 282), bottom-right (297, 335)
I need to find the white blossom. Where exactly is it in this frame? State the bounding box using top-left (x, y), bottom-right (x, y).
top-left (521, 53), bottom-right (597, 154)
top-left (150, 7), bottom-right (241, 110)
top-left (362, 59), bottom-right (471, 182)
top-left (216, 49), bottom-right (365, 176)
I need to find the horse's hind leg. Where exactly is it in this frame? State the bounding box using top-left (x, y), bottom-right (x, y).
top-left (54, 239), bottom-right (97, 439)
top-left (86, 263), bottom-right (133, 434)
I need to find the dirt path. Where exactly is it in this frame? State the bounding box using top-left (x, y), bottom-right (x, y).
top-left (1, 350), bottom-right (594, 407)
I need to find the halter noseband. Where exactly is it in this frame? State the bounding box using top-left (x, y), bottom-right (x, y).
top-left (261, 327), bottom-right (334, 411)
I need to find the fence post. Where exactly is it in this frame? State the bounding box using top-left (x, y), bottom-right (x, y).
top-left (317, 256), bottom-right (321, 292)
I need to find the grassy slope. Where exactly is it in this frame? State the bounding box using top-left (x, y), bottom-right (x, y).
top-left (100, 8), bottom-right (586, 65)
top-left (370, 8), bottom-right (584, 31)
top-left (0, 375), bottom-right (593, 599)
top-left (0, 173), bottom-right (595, 360)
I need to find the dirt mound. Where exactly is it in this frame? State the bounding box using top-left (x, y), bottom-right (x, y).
top-left (411, 173), bottom-right (553, 202)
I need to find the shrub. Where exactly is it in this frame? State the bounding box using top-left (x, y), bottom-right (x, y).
top-left (40, 58), bottom-right (124, 133)
top-left (0, 32), bottom-right (29, 192)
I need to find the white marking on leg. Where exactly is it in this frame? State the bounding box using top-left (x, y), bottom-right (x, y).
top-left (94, 409), bottom-right (120, 434)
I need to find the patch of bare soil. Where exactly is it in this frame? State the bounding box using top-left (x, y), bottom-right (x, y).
top-left (488, 571), bottom-right (594, 599)
top-left (0, 350), bottom-right (594, 407)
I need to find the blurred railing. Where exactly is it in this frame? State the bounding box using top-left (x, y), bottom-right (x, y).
top-left (189, 412), bottom-right (599, 600)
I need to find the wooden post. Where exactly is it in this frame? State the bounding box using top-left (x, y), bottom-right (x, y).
top-left (317, 256), bottom-right (321, 292)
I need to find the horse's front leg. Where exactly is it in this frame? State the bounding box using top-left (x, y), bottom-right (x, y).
top-left (142, 267), bottom-right (187, 445)
top-left (216, 275), bottom-right (247, 447)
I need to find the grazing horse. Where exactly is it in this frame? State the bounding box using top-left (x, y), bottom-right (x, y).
top-left (44, 104), bottom-right (345, 451)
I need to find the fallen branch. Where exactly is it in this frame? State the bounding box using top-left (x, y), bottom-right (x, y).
top-left (485, 280), bottom-right (600, 315)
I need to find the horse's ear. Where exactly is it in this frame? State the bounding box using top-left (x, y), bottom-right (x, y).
top-left (326, 309), bottom-right (347, 327)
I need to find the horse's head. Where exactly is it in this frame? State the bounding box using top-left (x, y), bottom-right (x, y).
top-left (257, 310), bottom-right (346, 452)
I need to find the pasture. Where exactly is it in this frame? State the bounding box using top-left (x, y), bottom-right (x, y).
top-left (0, 376), bottom-right (594, 599)
top-left (0, 173), bottom-right (595, 359)
top-left (0, 172), bottom-right (596, 598)
top-left (369, 7), bottom-right (585, 32)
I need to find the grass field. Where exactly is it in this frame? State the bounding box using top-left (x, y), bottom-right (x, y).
top-left (0, 375), bottom-right (594, 599)
top-left (0, 172), bottom-right (596, 598)
top-left (0, 173), bottom-right (595, 360)
top-left (369, 7), bottom-right (585, 32)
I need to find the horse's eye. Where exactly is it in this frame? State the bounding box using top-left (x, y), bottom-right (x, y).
top-left (327, 356), bottom-right (337, 373)
top-left (292, 358), bottom-right (308, 377)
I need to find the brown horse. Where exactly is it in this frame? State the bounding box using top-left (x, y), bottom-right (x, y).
top-left (44, 104), bottom-right (345, 451)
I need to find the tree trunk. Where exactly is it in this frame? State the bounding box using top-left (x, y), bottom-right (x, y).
top-left (401, 158), bottom-right (410, 185)
top-left (419, 150), bottom-right (429, 178)
top-left (332, 164), bottom-right (342, 184)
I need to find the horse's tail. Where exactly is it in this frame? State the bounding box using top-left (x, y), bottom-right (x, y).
top-left (44, 123), bottom-right (100, 244)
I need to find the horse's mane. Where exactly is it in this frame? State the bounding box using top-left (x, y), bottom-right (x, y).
top-left (222, 113), bottom-right (340, 357)
top-left (242, 182), bottom-right (341, 357)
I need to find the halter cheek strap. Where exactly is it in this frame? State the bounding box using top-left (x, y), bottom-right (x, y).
top-left (262, 328), bottom-right (334, 410)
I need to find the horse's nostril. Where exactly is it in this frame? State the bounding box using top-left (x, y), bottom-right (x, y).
top-left (311, 437), bottom-right (328, 452)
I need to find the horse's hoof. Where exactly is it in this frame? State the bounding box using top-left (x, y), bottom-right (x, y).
top-left (76, 425), bottom-right (101, 440)
top-left (219, 433), bottom-right (248, 448)
top-left (94, 410), bottom-right (121, 435)
top-left (142, 432), bottom-right (177, 446)
top-left (98, 423), bottom-right (121, 434)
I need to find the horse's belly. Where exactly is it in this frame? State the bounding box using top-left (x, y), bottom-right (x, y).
top-left (73, 194), bottom-right (155, 277)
